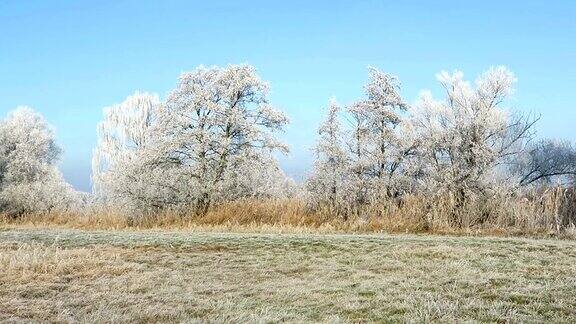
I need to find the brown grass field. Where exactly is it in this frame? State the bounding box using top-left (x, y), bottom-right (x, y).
top-left (1, 227), bottom-right (576, 322)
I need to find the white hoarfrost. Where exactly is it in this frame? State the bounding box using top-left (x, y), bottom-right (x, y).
top-left (92, 65), bottom-right (293, 214)
top-left (307, 99), bottom-right (351, 215)
top-left (0, 107), bottom-right (79, 215)
top-left (92, 92), bottom-right (163, 210)
top-left (307, 68), bottom-right (415, 215)
top-left (2, 65), bottom-right (568, 221)
top-left (409, 66), bottom-right (534, 200)
top-left (307, 66), bottom-right (537, 219)
top-left (346, 67), bottom-right (415, 201)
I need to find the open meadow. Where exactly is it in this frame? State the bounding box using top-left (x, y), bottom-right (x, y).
top-left (1, 227), bottom-right (576, 322)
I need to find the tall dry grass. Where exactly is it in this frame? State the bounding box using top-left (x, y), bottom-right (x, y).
top-left (1, 188), bottom-right (575, 237)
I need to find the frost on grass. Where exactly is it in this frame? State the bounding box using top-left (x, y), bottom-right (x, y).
top-left (1, 229), bottom-right (575, 322)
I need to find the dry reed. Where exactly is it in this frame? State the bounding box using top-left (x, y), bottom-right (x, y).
top-left (2, 188), bottom-right (575, 238)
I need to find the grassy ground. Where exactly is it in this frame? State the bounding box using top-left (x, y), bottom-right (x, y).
top-left (1, 228), bottom-right (576, 322)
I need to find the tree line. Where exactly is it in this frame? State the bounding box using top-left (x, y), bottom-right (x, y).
top-left (1, 64), bottom-right (575, 226)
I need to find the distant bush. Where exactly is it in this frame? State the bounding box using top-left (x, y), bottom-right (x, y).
top-left (0, 107), bottom-right (80, 216)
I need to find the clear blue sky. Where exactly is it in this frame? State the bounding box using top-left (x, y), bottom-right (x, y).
top-left (1, 0), bottom-right (575, 191)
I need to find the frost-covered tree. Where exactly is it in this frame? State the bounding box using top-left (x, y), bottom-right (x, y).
top-left (93, 65), bottom-right (291, 214)
top-left (92, 92), bottom-right (164, 210)
top-left (0, 107), bottom-right (78, 215)
top-left (307, 68), bottom-right (417, 216)
top-left (153, 64), bottom-right (289, 213)
top-left (514, 139), bottom-right (576, 186)
top-left (409, 67), bottom-right (535, 207)
top-left (346, 67), bottom-right (412, 203)
top-left (308, 66), bottom-right (539, 222)
top-left (307, 99), bottom-right (351, 215)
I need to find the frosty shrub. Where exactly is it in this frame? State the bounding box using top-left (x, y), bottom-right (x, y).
top-left (0, 107), bottom-right (79, 216)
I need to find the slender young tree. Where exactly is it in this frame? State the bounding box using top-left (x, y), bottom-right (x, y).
top-left (307, 99), bottom-right (350, 216)
top-left (346, 67), bottom-right (408, 202)
top-left (92, 92), bottom-right (163, 210)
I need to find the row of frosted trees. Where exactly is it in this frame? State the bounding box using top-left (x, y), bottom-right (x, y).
top-left (308, 67), bottom-right (576, 226)
top-left (1, 64), bottom-right (575, 223)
